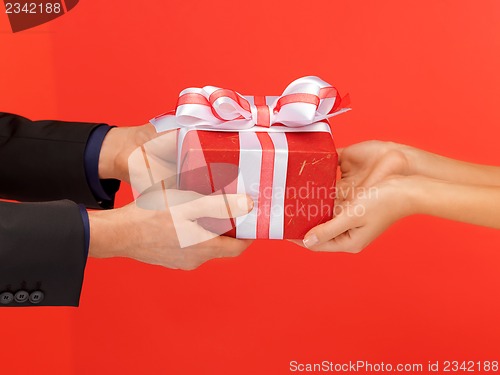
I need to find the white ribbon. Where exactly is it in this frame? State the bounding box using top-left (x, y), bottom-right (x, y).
top-left (150, 76), bottom-right (350, 133)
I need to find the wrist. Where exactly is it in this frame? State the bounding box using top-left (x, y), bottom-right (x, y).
top-left (98, 127), bottom-right (130, 181)
top-left (401, 175), bottom-right (459, 218)
top-left (397, 144), bottom-right (426, 176)
top-left (88, 209), bottom-right (126, 258)
top-left (384, 175), bottom-right (423, 218)
top-left (381, 141), bottom-right (417, 176)
top-left (98, 124), bottom-right (156, 183)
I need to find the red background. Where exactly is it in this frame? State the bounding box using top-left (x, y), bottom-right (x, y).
top-left (1, 1), bottom-right (500, 374)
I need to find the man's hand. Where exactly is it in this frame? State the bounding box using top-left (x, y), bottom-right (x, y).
top-left (88, 189), bottom-right (254, 270)
top-left (97, 123), bottom-right (171, 184)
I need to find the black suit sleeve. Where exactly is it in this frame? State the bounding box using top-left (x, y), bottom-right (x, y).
top-left (0, 200), bottom-right (87, 307)
top-left (0, 112), bottom-right (114, 208)
top-left (0, 112), bottom-right (119, 307)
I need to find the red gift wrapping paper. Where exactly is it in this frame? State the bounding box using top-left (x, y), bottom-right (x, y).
top-left (178, 129), bottom-right (338, 239)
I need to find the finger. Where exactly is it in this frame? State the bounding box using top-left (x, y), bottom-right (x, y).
top-left (135, 180), bottom-right (179, 211)
top-left (287, 239), bottom-right (305, 248)
top-left (306, 231), bottom-right (358, 252)
top-left (142, 127), bottom-right (178, 163)
top-left (174, 220), bottom-right (223, 248)
top-left (302, 213), bottom-right (353, 249)
top-left (337, 148), bottom-right (344, 162)
top-left (289, 231), bottom-right (353, 252)
top-left (198, 236), bottom-right (254, 259)
top-left (336, 178), bottom-right (357, 200)
top-left (167, 192), bottom-right (253, 247)
top-left (358, 164), bottom-right (385, 188)
top-left (359, 168), bottom-right (403, 189)
top-left (128, 133), bottom-right (178, 195)
top-left (178, 236), bottom-right (252, 270)
top-left (178, 220), bottom-right (252, 255)
top-left (182, 193), bottom-right (254, 220)
top-left (318, 225), bottom-right (374, 253)
top-left (294, 228), bottom-right (364, 253)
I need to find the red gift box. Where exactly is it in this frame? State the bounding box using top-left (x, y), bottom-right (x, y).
top-left (177, 127), bottom-right (338, 239)
top-left (150, 76), bottom-right (349, 239)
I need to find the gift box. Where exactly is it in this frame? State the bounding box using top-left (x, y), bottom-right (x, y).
top-left (177, 128), bottom-right (338, 239)
top-left (151, 76), bottom-right (350, 240)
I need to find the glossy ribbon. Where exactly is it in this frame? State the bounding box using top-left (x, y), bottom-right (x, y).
top-left (151, 76), bottom-right (350, 132)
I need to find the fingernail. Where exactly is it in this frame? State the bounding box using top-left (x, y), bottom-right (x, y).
top-left (303, 234), bottom-right (319, 248)
top-left (238, 195), bottom-right (253, 212)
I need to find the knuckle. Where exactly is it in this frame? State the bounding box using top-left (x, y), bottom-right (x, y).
top-left (179, 261), bottom-right (199, 271)
top-left (318, 223), bottom-right (340, 242)
top-left (212, 245), bottom-right (229, 259)
top-left (175, 252), bottom-right (194, 270)
top-left (226, 246), bottom-right (244, 257)
top-left (312, 224), bottom-right (328, 240)
top-left (200, 196), bottom-right (224, 218)
top-left (215, 203), bottom-right (227, 218)
top-left (215, 196), bottom-right (229, 218)
top-left (210, 241), bottom-right (244, 258)
top-left (348, 242), bottom-right (365, 254)
top-left (307, 245), bottom-right (323, 253)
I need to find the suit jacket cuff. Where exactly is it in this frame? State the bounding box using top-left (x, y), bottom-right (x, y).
top-left (84, 125), bottom-right (121, 209)
top-left (79, 205), bottom-right (91, 258)
top-left (0, 113), bottom-right (119, 209)
top-left (0, 200), bottom-right (88, 307)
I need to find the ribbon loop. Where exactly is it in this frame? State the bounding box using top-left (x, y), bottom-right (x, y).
top-left (253, 96), bottom-right (271, 128)
top-left (152, 76), bottom-right (350, 132)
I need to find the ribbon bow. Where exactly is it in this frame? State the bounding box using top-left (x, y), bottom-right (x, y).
top-left (151, 76), bottom-right (350, 132)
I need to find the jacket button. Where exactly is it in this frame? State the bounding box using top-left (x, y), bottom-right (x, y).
top-left (29, 291), bottom-right (44, 304)
top-left (0, 292), bottom-right (14, 305)
top-left (14, 290), bottom-right (29, 303)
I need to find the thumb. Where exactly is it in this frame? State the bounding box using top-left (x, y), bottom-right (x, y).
top-left (336, 148), bottom-right (344, 164)
top-left (184, 193), bottom-right (254, 220)
top-left (302, 212), bottom-right (352, 249)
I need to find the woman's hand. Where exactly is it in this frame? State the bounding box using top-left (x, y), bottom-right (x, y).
top-left (300, 174), bottom-right (500, 253)
top-left (300, 177), bottom-right (415, 252)
top-left (337, 141), bottom-right (411, 192)
top-left (339, 140), bottom-right (500, 189)
top-left (301, 141), bottom-right (414, 252)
